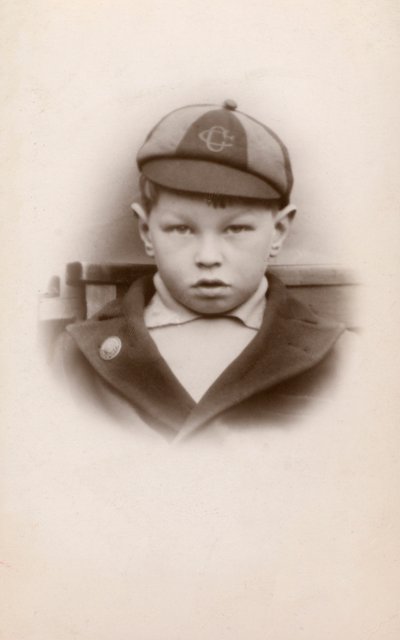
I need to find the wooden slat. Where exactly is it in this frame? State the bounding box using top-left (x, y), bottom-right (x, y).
top-left (288, 285), bottom-right (358, 330)
top-left (85, 284), bottom-right (117, 319)
top-left (271, 265), bottom-right (358, 287)
top-left (66, 262), bottom-right (359, 287)
top-left (39, 262), bottom-right (360, 344)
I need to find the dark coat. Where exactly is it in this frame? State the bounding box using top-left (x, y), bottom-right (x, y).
top-left (55, 274), bottom-right (347, 441)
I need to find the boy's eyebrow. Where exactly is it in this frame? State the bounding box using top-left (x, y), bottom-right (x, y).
top-left (231, 209), bottom-right (261, 215)
top-left (226, 209), bottom-right (267, 219)
top-left (156, 204), bottom-right (270, 219)
top-left (157, 208), bottom-right (189, 217)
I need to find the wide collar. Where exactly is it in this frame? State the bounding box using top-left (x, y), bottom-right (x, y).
top-left (67, 274), bottom-right (345, 437)
top-left (144, 272), bottom-right (268, 330)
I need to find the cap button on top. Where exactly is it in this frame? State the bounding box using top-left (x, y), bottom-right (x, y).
top-left (223, 99), bottom-right (238, 111)
top-left (99, 336), bottom-right (122, 361)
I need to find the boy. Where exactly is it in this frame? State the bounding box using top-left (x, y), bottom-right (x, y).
top-left (57, 99), bottom-right (346, 440)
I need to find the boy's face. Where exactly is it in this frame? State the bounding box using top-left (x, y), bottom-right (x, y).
top-left (137, 190), bottom-right (293, 315)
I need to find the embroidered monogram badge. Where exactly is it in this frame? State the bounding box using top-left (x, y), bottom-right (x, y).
top-left (198, 126), bottom-right (234, 152)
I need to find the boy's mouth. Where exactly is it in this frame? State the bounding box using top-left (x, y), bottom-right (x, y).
top-left (192, 279), bottom-right (230, 296)
top-left (192, 279), bottom-right (229, 288)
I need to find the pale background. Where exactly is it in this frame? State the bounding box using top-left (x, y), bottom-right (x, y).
top-left (2, 1), bottom-right (400, 639)
top-left (5, 0), bottom-right (398, 287)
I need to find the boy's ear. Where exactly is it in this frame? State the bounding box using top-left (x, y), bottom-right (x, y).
top-left (130, 202), bottom-right (155, 257)
top-left (269, 204), bottom-right (297, 258)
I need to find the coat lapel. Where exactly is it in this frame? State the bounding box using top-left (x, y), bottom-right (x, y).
top-left (67, 274), bottom-right (345, 436)
top-left (67, 276), bottom-right (196, 431)
top-left (178, 275), bottom-right (345, 437)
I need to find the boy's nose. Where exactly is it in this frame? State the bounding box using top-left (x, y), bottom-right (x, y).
top-left (195, 235), bottom-right (223, 268)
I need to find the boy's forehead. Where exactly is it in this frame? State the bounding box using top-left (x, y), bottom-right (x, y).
top-left (152, 191), bottom-right (274, 222)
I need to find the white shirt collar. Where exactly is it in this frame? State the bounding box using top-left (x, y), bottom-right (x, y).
top-left (144, 272), bottom-right (268, 330)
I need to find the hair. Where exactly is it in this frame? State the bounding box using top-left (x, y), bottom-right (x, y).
top-left (138, 174), bottom-right (282, 214)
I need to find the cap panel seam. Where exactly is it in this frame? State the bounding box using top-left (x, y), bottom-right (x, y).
top-left (138, 105), bottom-right (217, 157)
top-left (235, 110), bottom-right (294, 193)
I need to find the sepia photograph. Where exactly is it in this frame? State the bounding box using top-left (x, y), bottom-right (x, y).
top-left (2, 1), bottom-right (400, 638)
top-left (48, 97), bottom-right (358, 441)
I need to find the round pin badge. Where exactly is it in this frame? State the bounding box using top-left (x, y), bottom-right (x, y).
top-left (99, 336), bottom-right (122, 361)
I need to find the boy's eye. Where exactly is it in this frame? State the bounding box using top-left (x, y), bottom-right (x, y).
top-left (165, 224), bottom-right (192, 234)
top-left (225, 224), bottom-right (253, 234)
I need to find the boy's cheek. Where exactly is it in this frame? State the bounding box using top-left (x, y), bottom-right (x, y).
top-left (155, 243), bottom-right (193, 262)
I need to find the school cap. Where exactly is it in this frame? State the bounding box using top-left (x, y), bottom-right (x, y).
top-left (136, 99), bottom-right (293, 205)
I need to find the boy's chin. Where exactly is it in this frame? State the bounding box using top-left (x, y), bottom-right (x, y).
top-left (183, 297), bottom-right (240, 316)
